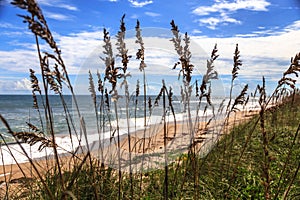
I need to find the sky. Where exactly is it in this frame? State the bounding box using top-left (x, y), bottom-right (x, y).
top-left (0, 0), bottom-right (299, 96)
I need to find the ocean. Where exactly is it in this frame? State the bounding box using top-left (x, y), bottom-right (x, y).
top-left (0, 94), bottom-right (259, 166)
top-left (0, 95), bottom-right (73, 141)
top-left (0, 94), bottom-right (221, 140)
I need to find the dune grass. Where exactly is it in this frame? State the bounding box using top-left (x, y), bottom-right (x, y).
top-left (7, 94), bottom-right (299, 200)
top-left (0, 0), bottom-right (299, 199)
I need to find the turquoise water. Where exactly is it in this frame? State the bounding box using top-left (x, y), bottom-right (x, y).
top-left (0, 94), bottom-right (222, 142)
top-left (0, 95), bottom-right (71, 139)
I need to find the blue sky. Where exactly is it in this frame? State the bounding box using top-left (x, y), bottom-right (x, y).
top-left (0, 0), bottom-right (299, 95)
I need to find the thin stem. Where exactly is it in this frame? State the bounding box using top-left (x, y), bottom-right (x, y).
top-left (34, 32), bottom-right (64, 189)
top-left (162, 84), bottom-right (168, 200)
top-left (113, 99), bottom-right (122, 200)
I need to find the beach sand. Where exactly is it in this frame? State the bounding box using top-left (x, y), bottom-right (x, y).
top-left (0, 109), bottom-right (259, 197)
top-left (93, 109), bottom-right (259, 172)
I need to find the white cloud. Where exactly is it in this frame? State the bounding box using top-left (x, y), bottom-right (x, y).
top-left (234, 33), bottom-right (260, 37)
top-left (235, 20), bottom-right (300, 37)
top-left (193, 0), bottom-right (270, 29)
top-left (0, 31), bottom-right (31, 37)
top-left (15, 78), bottom-right (32, 90)
top-left (284, 20), bottom-right (300, 32)
top-left (1, 20), bottom-right (299, 94)
top-left (218, 0), bottom-right (270, 11)
top-left (192, 29), bottom-right (202, 34)
top-left (199, 16), bottom-right (241, 30)
top-left (0, 49), bottom-right (39, 73)
top-left (37, 0), bottom-right (78, 11)
top-left (145, 11), bottom-right (160, 17)
top-left (198, 17), bottom-right (220, 30)
top-left (197, 13), bottom-right (241, 29)
top-left (43, 11), bottom-right (73, 21)
top-left (0, 30), bottom-right (102, 76)
top-left (58, 4), bottom-right (78, 11)
top-left (193, 0), bottom-right (270, 16)
top-left (0, 22), bottom-right (18, 29)
top-left (0, 78), bottom-right (31, 93)
top-left (128, 0), bottom-right (153, 7)
top-left (51, 31), bottom-right (103, 74)
top-left (130, 14), bottom-right (139, 19)
top-left (192, 27), bottom-right (300, 91)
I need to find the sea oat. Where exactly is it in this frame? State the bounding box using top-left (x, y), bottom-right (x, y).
top-left (231, 84), bottom-right (249, 112)
top-left (170, 20), bottom-right (194, 84)
top-left (278, 52), bottom-right (300, 89)
top-left (88, 70), bottom-right (97, 106)
top-left (135, 20), bottom-right (147, 71)
top-left (199, 44), bottom-right (219, 105)
top-left (97, 71), bottom-right (104, 94)
top-left (232, 44), bottom-right (242, 81)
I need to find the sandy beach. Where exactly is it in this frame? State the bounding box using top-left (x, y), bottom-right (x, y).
top-left (0, 106), bottom-right (258, 198)
top-left (0, 108), bottom-right (262, 198)
top-left (0, 108), bottom-right (260, 189)
top-left (94, 109), bottom-right (259, 172)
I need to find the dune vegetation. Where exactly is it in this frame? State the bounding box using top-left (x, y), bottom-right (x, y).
top-left (0, 0), bottom-right (299, 199)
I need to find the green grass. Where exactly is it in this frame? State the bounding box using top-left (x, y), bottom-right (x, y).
top-left (122, 95), bottom-right (300, 200)
top-left (187, 96), bottom-right (299, 199)
top-left (23, 95), bottom-right (299, 200)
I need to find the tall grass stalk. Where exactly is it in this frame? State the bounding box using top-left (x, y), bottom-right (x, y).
top-left (116, 14), bottom-right (134, 198)
top-left (97, 71), bottom-right (105, 164)
top-left (135, 19), bottom-right (149, 195)
top-left (170, 20), bottom-right (194, 151)
top-left (162, 81), bottom-right (168, 200)
top-left (257, 76), bottom-right (271, 200)
top-left (226, 44), bottom-right (242, 114)
top-left (102, 25), bottom-right (123, 199)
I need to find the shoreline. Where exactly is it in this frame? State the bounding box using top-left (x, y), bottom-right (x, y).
top-left (0, 108), bottom-right (260, 181)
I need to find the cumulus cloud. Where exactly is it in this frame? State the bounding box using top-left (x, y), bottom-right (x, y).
top-left (0, 49), bottom-right (39, 73)
top-left (193, 0), bottom-right (270, 29)
top-left (193, 0), bottom-right (270, 16)
top-left (199, 16), bottom-right (241, 30)
top-left (1, 20), bottom-right (299, 94)
top-left (128, 0), bottom-right (153, 7)
top-left (192, 26), bottom-right (300, 92)
top-left (284, 20), bottom-right (300, 32)
top-left (0, 78), bottom-right (31, 94)
top-left (15, 78), bottom-right (31, 90)
top-left (0, 29), bottom-right (102, 76)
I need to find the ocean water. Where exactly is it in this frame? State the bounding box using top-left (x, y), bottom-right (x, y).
top-left (0, 94), bottom-right (262, 166)
top-left (0, 94), bottom-right (217, 139)
top-left (0, 94), bottom-right (262, 141)
top-left (0, 95), bottom-right (72, 140)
